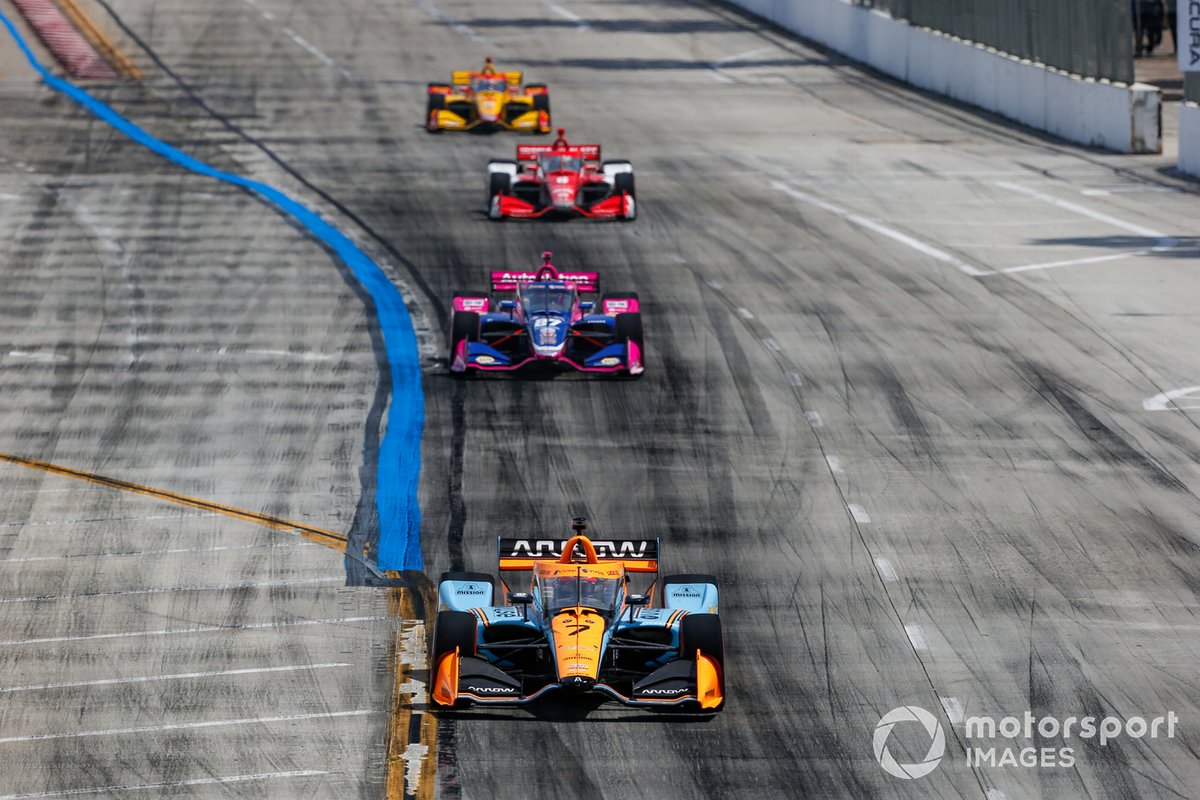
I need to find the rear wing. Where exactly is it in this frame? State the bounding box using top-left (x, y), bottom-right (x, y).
top-left (451, 70), bottom-right (522, 90)
top-left (491, 270), bottom-right (600, 293)
top-left (516, 143), bottom-right (601, 163)
top-left (498, 537), bottom-right (660, 573)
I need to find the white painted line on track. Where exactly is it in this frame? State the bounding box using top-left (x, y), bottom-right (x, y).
top-left (762, 337), bottom-right (780, 352)
top-left (772, 181), bottom-right (989, 277)
top-left (873, 556), bottom-right (898, 582)
top-left (710, 46), bottom-right (776, 82)
top-left (537, 0), bottom-right (590, 30)
top-left (243, 348), bottom-right (331, 361)
top-left (0, 771), bottom-right (327, 799)
top-left (995, 181), bottom-right (1173, 240)
top-left (0, 541), bottom-right (317, 564)
top-left (0, 576), bottom-right (343, 604)
top-left (904, 624), bottom-right (928, 651)
top-left (847, 503), bottom-right (871, 523)
top-left (785, 372), bottom-right (803, 388)
top-left (804, 410), bottom-right (824, 427)
top-left (0, 615), bottom-right (387, 646)
top-left (404, 743), bottom-right (430, 794)
top-left (996, 249), bottom-right (1153, 275)
top-left (238, 0), bottom-right (356, 78)
top-left (737, 307), bottom-right (754, 319)
top-left (0, 711), bottom-right (378, 744)
top-left (0, 663), bottom-right (352, 693)
top-left (281, 27), bottom-right (335, 66)
top-left (825, 455), bottom-right (844, 473)
top-left (940, 696), bottom-right (964, 725)
top-left (410, 0), bottom-right (486, 43)
top-left (7, 350), bottom-right (69, 363)
top-left (1143, 386), bottom-right (1200, 411)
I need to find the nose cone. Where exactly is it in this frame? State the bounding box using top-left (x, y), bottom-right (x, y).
top-left (476, 91), bottom-right (502, 121)
top-left (551, 607), bottom-right (605, 683)
top-left (530, 316), bottom-right (568, 357)
top-left (547, 173), bottom-right (578, 209)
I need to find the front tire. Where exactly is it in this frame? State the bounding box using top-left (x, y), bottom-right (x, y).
top-left (679, 613), bottom-right (724, 708)
top-left (614, 311), bottom-right (644, 377)
top-left (488, 172), bottom-right (511, 215)
top-left (449, 310), bottom-right (479, 373)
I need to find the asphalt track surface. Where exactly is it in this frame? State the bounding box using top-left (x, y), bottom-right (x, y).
top-left (2, 0), bottom-right (1200, 798)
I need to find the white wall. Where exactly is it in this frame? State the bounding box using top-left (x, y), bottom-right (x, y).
top-left (726, 0), bottom-right (1161, 154)
top-left (1180, 103), bottom-right (1200, 177)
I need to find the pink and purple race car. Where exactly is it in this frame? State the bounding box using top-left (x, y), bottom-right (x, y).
top-left (449, 252), bottom-right (644, 378)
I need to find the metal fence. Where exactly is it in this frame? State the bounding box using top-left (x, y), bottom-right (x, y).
top-left (1188, 73), bottom-right (1200, 103)
top-left (854, 0), bottom-right (1134, 84)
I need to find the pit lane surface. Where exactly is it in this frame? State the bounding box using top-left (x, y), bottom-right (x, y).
top-left (2, 0), bottom-right (1200, 797)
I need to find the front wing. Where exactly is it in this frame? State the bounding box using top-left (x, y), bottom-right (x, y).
top-left (450, 339), bottom-right (644, 375)
top-left (433, 650), bottom-right (723, 709)
top-left (431, 106), bottom-right (549, 133)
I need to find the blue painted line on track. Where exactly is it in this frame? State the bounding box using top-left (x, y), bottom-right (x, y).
top-left (0, 9), bottom-right (424, 571)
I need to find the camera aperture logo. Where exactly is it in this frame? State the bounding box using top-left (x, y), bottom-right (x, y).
top-left (873, 706), bottom-right (946, 779)
top-left (874, 706), bottom-right (1180, 779)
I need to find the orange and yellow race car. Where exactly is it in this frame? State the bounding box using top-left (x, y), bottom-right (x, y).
top-left (426, 57), bottom-right (551, 134)
top-left (430, 517), bottom-right (725, 711)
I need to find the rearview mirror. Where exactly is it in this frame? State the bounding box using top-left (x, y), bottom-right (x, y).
top-left (579, 301), bottom-right (594, 312)
top-left (499, 300), bottom-right (516, 312)
top-left (509, 591), bottom-right (532, 620)
top-left (625, 593), bottom-right (648, 622)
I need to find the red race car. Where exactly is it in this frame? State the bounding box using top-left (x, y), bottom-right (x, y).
top-left (486, 129), bottom-right (636, 221)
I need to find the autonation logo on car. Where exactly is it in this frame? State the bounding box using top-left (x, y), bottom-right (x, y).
top-left (873, 705), bottom-right (1179, 779)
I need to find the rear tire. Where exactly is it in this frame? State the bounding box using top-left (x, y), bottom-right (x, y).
top-left (528, 85), bottom-right (550, 114)
top-left (432, 610), bottom-right (478, 663)
top-left (596, 292), bottom-right (639, 314)
top-left (663, 573), bottom-right (717, 592)
top-left (439, 571), bottom-right (496, 605)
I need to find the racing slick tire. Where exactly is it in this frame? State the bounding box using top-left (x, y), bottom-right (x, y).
top-left (663, 573), bottom-right (718, 592)
top-left (449, 310), bottom-right (479, 375)
top-left (527, 84), bottom-right (550, 114)
top-left (439, 571), bottom-right (496, 605)
top-left (487, 170), bottom-right (511, 217)
top-left (614, 311), bottom-right (644, 376)
top-left (432, 610), bottom-right (478, 663)
top-left (426, 87), bottom-right (446, 133)
top-left (596, 292), bottom-right (639, 314)
top-left (679, 613), bottom-right (725, 708)
top-left (613, 172), bottom-right (636, 220)
top-left (614, 311), bottom-right (644, 378)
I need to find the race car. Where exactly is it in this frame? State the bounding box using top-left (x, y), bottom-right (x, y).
top-left (431, 517), bottom-right (725, 711)
top-left (426, 57), bottom-right (551, 134)
top-left (448, 251), bottom-right (644, 377)
top-left (486, 129), bottom-right (636, 220)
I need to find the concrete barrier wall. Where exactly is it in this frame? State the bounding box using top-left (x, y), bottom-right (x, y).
top-left (1181, 103), bottom-right (1200, 178)
top-left (728, 0), bottom-right (1161, 154)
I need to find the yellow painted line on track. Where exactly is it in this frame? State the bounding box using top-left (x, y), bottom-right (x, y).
top-left (0, 451), bottom-right (347, 551)
top-left (54, 0), bottom-right (142, 78)
top-left (386, 582), bottom-right (438, 800)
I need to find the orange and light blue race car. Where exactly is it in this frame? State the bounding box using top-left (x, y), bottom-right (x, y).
top-left (430, 517), bottom-right (725, 711)
top-left (426, 57), bottom-right (551, 134)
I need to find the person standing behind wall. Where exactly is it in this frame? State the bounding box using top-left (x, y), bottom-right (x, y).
top-left (1135, 0), bottom-right (1165, 56)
